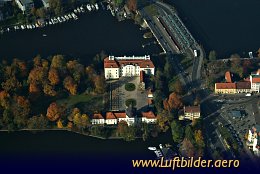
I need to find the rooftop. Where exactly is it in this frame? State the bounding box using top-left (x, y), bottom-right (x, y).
top-left (230, 110), bottom-right (242, 118)
top-left (251, 75), bottom-right (260, 83)
top-left (236, 81), bottom-right (251, 89)
top-left (92, 113), bottom-right (104, 119)
top-left (225, 71), bottom-right (232, 83)
top-left (142, 111), bottom-right (156, 119)
top-left (184, 106), bottom-right (200, 113)
top-left (215, 83), bottom-right (236, 89)
top-left (106, 112), bottom-right (117, 119)
top-left (104, 57), bottom-right (155, 69)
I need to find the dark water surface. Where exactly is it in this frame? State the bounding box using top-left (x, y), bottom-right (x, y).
top-left (0, 10), bottom-right (161, 62)
top-left (165, 0), bottom-right (260, 58)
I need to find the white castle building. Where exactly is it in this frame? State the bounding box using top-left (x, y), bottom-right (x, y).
top-left (104, 55), bottom-right (155, 80)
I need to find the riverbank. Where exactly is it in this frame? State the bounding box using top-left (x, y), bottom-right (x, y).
top-left (0, 128), bottom-right (125, 140)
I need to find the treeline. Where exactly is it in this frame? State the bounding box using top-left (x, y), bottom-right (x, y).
top-left (0, 53), bottom-right (106, 131)
top-left (148, 55), bottom-right (206, 156)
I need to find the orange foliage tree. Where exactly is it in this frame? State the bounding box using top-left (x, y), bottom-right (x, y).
top-left (48, 68), bottom-right (60, 85)
top-left (46, 102), bottom-right (62, 121)
top-left (63, 76), bottom-right (77, 95)
top-left (127, 0), bottom-right (137, 11)
top-left (163, 92), bottom-right (183, 111)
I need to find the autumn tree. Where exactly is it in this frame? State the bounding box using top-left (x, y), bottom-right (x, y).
top-left (46, 102), bottom-right (62, 121)
top-left (117, 121), bottom-right (136, 141)
top-left (43, 83), bottom-right (57, 96)
top-left (194, 130), bottom-right (205, 148)
top-left (174, 79), bottom-right (183, 94)
top-left (28, 66), bottom-right (48, 85)
top-left (12, 96), bottom-right (31, 128)
top-left (66, 60), bottom-right (84, 83)
top-left (36, 8), bottom-right (46, 18)
top-left (0, 90), bottom-right (10, 109)
top-left (63, 76), bottom-right (77, 95)
top-left (180, 138), bottom-right (195, 157)
top-left (94, 75), bottom-right (106, 94)
top-left (48, 68), bottom-right (60, 85)
top-left (164, 92), bottom-right (183, 111)
top-left (157, 110), bottom-right (170, 132)
top-left (1, 77), bottom-right (22, 93)
top-left (51, 55), bottom-right (65, 68)
top-left (127, 0), bottom-right (137, 11)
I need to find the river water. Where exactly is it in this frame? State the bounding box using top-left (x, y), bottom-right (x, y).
top-left (0, 9), bottom-right (161, 62)
top-left (0, 2), bottom-right (259, 172)
top-left (166, 0), bottom-right (260, 58)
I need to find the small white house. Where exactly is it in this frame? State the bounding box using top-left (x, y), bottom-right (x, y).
top-left (105, 112), bottom-right (118, 125)
top-left (184, 106), bottom-right (201, 120)
top-left (141, 111), bottom-right (157, 124)
top-left (91, 113), bottom-right (105, 125)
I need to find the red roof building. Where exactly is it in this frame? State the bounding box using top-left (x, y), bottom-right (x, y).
top-left (225, 71), bottom-right (233, 83)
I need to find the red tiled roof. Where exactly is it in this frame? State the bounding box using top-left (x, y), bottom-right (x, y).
top-left (104, 57), bottom-right (155, 69)
top-left (184, 106), bottom-right (200, 113)
top-left (104, 57), bottom-right (119, 68)
top-left (106, 112), bottom-right (116, 119)
top-left (140, 70), bottom-right (144, 82)
top-left (142, 111), bottom-right (156, 119)
top-left (236, 81), bottom-right (251, 89)
top-left (225, 71), bottom-right (232, 83)
top-left (93, 113), bottom-right (104, 119)
top-left (114, 112), bottom-right (126, 118)
top-left (215, 83), bottom-right (236, 89)
top-left (257, 69), bottom-right (260, 75)
top-left (252, 77), bottom-right (260, 83)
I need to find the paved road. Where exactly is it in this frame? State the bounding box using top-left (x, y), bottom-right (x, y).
top-left (140, 9), bottom-right (190, 87)
top-left (155, 1), bottom-right (204, 88)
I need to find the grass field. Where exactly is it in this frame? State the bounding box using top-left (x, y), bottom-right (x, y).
top-left (57, 93), bottom-right (104, 113)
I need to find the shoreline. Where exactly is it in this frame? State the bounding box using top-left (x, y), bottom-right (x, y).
top-left (0, 128), bottom-right (125, 140)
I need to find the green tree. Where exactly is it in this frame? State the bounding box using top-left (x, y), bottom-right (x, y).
top-left (185, 125), bottom-right (194, 143)
top-left (113, 0), bottom-right (124, 6)
top-left (171, 120), bottom-right (184, 143)
top-left (49, 0), bottom-right (63, 15)
top-left (208, 50), bottom-right (217, 61)
top-left (27, 115), bottom-right (49, 129)
top-left (164, 58), bottom-right (173, 80)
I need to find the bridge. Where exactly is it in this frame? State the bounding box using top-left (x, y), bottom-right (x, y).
top-left (140, 1), bottom-right (205, 88)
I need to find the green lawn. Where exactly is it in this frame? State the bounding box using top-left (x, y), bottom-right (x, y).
top-left (57, 93), bottom-right (104, 113)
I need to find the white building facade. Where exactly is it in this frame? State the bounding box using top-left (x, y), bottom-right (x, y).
top-left (104, 55), bottom-right (155, 80)
top-left (250, 75), bottom-right (260, 93)
top-left (246, 126), bottom-right (260, 157)
top-left (91, 114), bottom-right (105, 125)
top-left (184, 106), bottom-right (201, 120)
